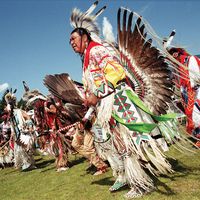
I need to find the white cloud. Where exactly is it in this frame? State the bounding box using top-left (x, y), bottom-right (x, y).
top-left (139, 2), bottom-right (153, 14)
top-left (140, 5), bottom-right (149, 14)
top-left (0, 83), bottom-right (9, 93)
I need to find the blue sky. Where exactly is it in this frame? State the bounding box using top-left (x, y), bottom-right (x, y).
top-left (0, 0), bottom-right (200, 100)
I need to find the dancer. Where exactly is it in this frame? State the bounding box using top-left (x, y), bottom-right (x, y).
top-left (68, 1), bottom-right (183, 198)
top-left (43, 75), bottom-right (108, 175)
top-left (168, 47), bottom-right (200, 146)
top-left (22, 84), bottom-right (72, 172)
top-left (0, 112), bottom-right (14, 168)
top-left (4, 90), bottom-right (36, 171)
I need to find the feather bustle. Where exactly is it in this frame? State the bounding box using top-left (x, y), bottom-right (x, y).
top-left (117, 8), bottom-right (174, 114)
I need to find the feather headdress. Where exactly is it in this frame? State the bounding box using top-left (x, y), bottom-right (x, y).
top-left (4, 88), bottom-right (17, 107)
top-left (22, 81), bottom-right (47, 106)
top-left (70, 0), bottom-right (106, 41)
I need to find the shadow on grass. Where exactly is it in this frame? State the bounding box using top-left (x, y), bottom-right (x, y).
top-left (37, 157), bottom-right (56, 172)
top-left (68, 156), bottom-right (86, 167)
top-left (91, 177), bottom-right (129, 192)
top-left (144, 157), bottom-right (192, 196)
top-left (4, 169), bottom-right (18, 175)
top-left (36, 156), bottom-right (87, 173)
top-left (151, 154), bottom-right (200, 196)
top-left (169, 157), bottom-right (187, 171)
top-left (35, 157), bottom-right (43, 162)
top-left (89, 156), bottom-right (197, 196)
top-left (39, 166), bottom-right (56, 173)
top-left (152, 176), bottom-right (176, 196)
top-left (36, 158), bottom-right (55, 169)
top-left (91, 176), bottom-right (115, 186)
top-left (167, 157), bottom-right (200, 178)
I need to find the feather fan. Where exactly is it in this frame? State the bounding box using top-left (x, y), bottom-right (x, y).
top-left (43, 73), bottom-right (86, 123)
top-left (43, 73), bottom-right (84, 105)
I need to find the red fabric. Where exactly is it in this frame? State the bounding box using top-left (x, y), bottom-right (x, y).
top-left (45, 112), bottom-right (56, 129)
top-left (83, 41), bottom-right (102, 70)
top-left (177, 55), bottom-right (196, 134)
top-left (9, 138), bottom-right (14, 150)
top-left (33, 100), bottom-right (47, 132)
top-left (194, 56), bottom-right (200, 67)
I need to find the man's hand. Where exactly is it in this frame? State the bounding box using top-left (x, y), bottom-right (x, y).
top-left (84, 93), bottom-right (99, 107)
top-left (78, 122), bottom-right (85, 133)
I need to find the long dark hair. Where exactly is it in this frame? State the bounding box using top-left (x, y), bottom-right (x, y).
top-left (71, 27), bottom-right (91, 41)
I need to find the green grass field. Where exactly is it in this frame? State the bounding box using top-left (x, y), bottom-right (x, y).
top-left (0, 146), bottom-right (200, 200)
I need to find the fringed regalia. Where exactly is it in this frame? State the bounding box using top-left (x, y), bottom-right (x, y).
top-left (0, 143), bottom-right (14, 168)
top-left (69, 2), bottom-right (194, 197)
top-left (82, 39), bottom-right (179, 196)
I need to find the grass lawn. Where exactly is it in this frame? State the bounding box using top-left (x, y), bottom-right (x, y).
top-left (0, 146), bottom-right (200, 200)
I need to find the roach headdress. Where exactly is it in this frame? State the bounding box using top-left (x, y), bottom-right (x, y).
top-left (70, 0), bottom-right (106, 42)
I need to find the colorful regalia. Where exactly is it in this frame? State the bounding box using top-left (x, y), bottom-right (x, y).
top-left (176, 52), bottom-right (199, 135)
top-left (69, 2), bottom-right (196, 198)
top-left (167, 47), bottom-right (200, 144)
top-left (43, 1), bottom-right (196, 198)
top-left (22, 85), bottom-right (74, 172)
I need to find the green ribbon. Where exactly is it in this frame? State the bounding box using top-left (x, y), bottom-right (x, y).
top-left (125, 89), bottom-right (177, 121)
top-left (112, 112), bottom-right (157, 133)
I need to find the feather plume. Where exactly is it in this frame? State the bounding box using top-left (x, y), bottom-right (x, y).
top-left (163, 30), bottom-right (176, 49)
top-left (84, 0), bottom-right (99, 17)
top-left (94, 6), bottom-right (106, 19)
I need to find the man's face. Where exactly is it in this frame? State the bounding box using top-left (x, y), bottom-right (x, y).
top-left (70, 32), bottom-right (87, 54)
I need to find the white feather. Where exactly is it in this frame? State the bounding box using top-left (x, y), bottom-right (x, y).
top-left (84, 0), bottom-right (99, 17)
top-left (94, 6), bottom-right (106, 19)
top-left (164, 30), bottom-right (176, 49)
top-left (102, 17), bottom-right (116, 44)
top-left (20, 134), bottom-right (31, 145)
